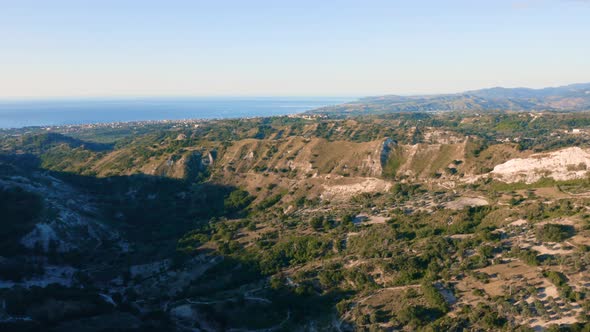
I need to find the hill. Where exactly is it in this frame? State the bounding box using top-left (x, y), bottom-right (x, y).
top-left (308, 82), bottom-right (590, 116)
top-left (2, 112), bottom-right (590, 331)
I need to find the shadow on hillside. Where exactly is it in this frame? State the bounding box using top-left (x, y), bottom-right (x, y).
top-left (0, 152), bottom-right (241, 253)
top-left (18, 132), bottom-right (116, 152)
top-left (1, 152), bottom-right (350, 331)
top-left (172, 253), bottom-right (352, 330)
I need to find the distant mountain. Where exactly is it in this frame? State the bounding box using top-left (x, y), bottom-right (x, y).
top-left (308, 82), bottom-right (590, 116)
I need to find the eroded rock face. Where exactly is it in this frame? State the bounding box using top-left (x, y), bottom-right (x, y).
top-left (491, 147), bottom-right (590, 184)
top-left (0, 173), bottom-right (125, 253)
top-left (321, 177), bottom-right (392, 202)
top-left (183, 151), bottom-right (215, 180)
top-left (379, 138), bottom-right (396, 171)
top-left (359, 138), bottom-right (395, 177)
top-left (216, 137), bottom-right (397, 179)
top-left (153, 150), bottom-right (215, 181)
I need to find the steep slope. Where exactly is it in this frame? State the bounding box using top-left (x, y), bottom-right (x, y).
top-left (0, 156), bottom-right (125, 255)
top-left (215, 136), bottom-right (393, 178)
top-left (210, 136), bottom-right (397, 202)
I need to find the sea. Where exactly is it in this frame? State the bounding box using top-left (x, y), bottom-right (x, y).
top-left (0, 97), bottom-right (351, 129)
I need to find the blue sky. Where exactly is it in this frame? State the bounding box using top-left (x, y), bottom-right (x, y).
top-left (1, 0), bottom-right (589, 97)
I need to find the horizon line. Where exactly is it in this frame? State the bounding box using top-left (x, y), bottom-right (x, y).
top-left (0, 81), bottom-right (588, 102)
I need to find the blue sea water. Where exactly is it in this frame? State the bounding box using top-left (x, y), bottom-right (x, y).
top-left (0, 97), bottom-right (351, 129)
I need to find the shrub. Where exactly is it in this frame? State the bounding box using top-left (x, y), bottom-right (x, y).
top-left (224, 189), bottom-right (253, 213)
top-left (536, 224), bottom-right (574, 242)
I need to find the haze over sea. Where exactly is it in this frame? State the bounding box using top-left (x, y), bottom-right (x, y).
top-left (0, 97), bottom-right (351, 129)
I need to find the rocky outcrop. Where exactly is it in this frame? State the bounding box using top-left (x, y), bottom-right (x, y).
top-left (182, 151), bottom-right (215, 181)
top-left (154, 150), bottom-right (215, 181)
top-left (491, 147), bottom-right (590, 184)
top-left (379, 138), bottom-right (396, 170)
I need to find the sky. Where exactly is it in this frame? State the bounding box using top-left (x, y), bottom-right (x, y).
top-left (1, 0), bottom-right (589, 98)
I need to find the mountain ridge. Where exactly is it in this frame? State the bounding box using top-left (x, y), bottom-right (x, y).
top-left (308, 82), bottom-right (590, 116)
